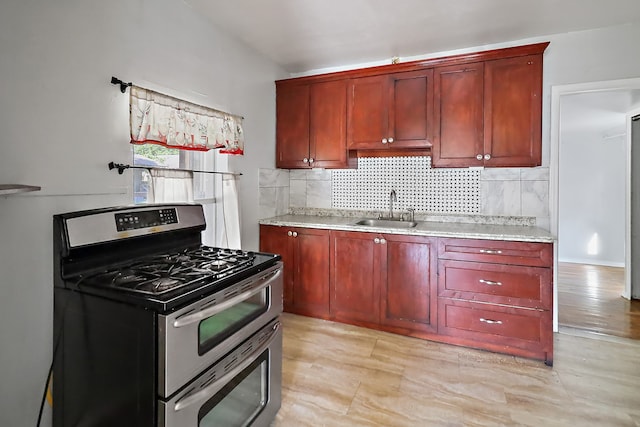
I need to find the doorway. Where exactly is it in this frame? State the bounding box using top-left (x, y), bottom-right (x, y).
top-left (551, 78), bottom-right (640, 339)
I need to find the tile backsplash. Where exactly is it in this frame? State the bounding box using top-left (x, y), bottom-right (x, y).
top-left (259, 156), bottom-right (550, 229)
top-left (333, 157), bottom-right (481, 214)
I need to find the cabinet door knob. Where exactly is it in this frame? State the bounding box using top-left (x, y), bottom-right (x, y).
top-left (292, 231), bottom-right (298, 237)
top-left (484, 153), bottom-right (491, 160)
top-left (380, 238), bottom-right (386, 244)
top-left (374, 238), bottom-right (380, 244)
top-left (476, 154), bottom-right (483, 161)
top-left (309, 158), bottom-right (314, 164)
top-left (287, 231), bottom-right (293, 237)
top-left (303, 158), bottom-right (308, 163)
top-left (381, 138), bottom-right (388, 144)
top-left (388, 137), bottom-right (394, 143)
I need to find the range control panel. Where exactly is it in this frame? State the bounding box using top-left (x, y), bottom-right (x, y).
top-left (115, 208), bottom-right (178, 231)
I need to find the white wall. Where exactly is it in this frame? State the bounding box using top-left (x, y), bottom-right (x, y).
top-left (559, 130), bottom-right (626, 265)
top-left (0, 0), bottom-right (285, 425)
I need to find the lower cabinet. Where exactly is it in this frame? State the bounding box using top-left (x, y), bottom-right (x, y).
top-left (379, 234), bottom-right (437, 333)
top-left (437, 238), bottom-right (554, 365)
top-left (260, 225), bottom-right (553, 364)
top-left (259, 225), bottom-right (330, 318)
top-left (330, 231), bottom-right (437, 334)
top-left (330, 231), bottom-right (381, 324)
top-left (437, 299), bottom-right (552, 361)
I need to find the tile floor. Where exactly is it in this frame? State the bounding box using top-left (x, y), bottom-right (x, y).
top-left (273, 313), bottom-right (640, 427)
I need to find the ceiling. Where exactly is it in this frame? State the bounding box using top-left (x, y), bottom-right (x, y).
top-left (185, 0), bottom-right (640, 74)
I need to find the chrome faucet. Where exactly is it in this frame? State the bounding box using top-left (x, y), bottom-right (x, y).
top-left (389, 189), bottom-right (397, 219)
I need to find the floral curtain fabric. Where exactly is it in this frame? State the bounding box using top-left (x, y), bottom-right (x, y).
top-left (130, 86), bottom-right (244, 155)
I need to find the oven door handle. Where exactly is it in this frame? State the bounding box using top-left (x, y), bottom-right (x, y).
top-left (173, 321), bottom-right (281, 412)
top-left (172, 268), bottom-right (282, 328)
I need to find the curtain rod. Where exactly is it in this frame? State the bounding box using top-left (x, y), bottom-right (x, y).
top-left (110, 76), bottom-right (244, 120)
top-left (108, 162), bottom-right (242, 177)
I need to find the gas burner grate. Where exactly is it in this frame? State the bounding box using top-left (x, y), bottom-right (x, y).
top-left (84, 246), bottom-right (258, 296)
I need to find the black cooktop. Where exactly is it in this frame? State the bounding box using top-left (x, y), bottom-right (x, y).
top-left (67, 247), bottom-right (280, 312)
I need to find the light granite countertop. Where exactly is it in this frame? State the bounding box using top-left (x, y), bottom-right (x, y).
top-left (259, 214), bottom-right (555, 243)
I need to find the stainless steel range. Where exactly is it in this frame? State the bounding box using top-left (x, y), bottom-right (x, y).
top-left (53, 204), bottom-right (283, 427)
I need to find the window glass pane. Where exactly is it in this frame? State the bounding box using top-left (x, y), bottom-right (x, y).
top-left (199, 357), bottom-right (268, 427)
top-left (132, 145), bottom-right (220, 244)
top-left (132, 145), bottom-right (180, 203)
top-left (198, 291), bottom-right (267, 355)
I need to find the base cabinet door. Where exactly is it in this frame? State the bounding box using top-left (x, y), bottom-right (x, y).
top-left (380, 235), bottom-right (436, 333)
top-left (292, 228), bottom-right (330, 317)
top-left (259, 225), bottom-right (294, 309)
top-left (259, 225), bottom-right (330, 317)
top-left (330, 231), bottom-right (381, 324)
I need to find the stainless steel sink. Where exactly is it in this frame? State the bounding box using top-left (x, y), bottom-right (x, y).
top-left (354, 219), bottom-right (418, 228)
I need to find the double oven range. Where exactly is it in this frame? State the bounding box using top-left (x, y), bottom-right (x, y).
top-left (53, 204), bottom-right (283, 427)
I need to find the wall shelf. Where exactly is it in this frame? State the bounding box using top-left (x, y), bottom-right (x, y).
top-left (0, 184), bottom-right (42, 195)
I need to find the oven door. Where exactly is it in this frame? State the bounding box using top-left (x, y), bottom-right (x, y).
top-left (158, 319), bottom-right (282, 427)
top-left (158, 262), bottom-right (283, 398)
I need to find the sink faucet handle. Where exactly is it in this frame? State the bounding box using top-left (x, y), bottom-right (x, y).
top-left (407, 208), bottom-right (415, 222)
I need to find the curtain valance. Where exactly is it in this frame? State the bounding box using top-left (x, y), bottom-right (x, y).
top-left (129, 86), bottom-right (244, 155)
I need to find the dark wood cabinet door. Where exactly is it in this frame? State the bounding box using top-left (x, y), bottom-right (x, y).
top-left (484, 54), bottom-right (543, 167)
top-left (432, 63), bottom-right (484, 167)
top-left (276, 83), bottom-right (310, 168)
top-left (330, 231), bottom-right (381, 324)
top-left (380, 235), bottom-right (436, 333)
top-left (347, 76), bottom-right (388, 150)
top-left (388, 70), bottom-right (434, 149)
top-left (292, 228), bottom-right (330, 317)
top-left (259, 225), bottom-right (294, 310)
top-left (310, 80), bottom-right (349, 168)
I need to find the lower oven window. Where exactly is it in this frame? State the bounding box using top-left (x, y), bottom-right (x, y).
top-left (198, 290), bottom-right (268, 355)
top-left (198, 351), bottom-right (268, 427)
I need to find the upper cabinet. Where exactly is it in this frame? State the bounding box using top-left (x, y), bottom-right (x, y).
top-left (276, 83), bottom-right (309, 168)
top-left (275, 42), bottom-right (549, 169)
top-left (276, 79), bottom-right (356, 169)
top-left (483, 54), bottom-right (543, 167)
top-left (347, 69), bottom-right (434, 150)
top-left (432, 53), bottom-right (544, 167)
top-left (432, 62), bottom-right (485, 167)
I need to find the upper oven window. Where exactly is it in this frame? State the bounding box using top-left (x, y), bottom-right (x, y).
top-left (198, 290), bottom-right (269, 355)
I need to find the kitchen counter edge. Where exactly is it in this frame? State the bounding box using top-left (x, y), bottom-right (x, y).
top-left (259, 215), bottom-right (555, 243)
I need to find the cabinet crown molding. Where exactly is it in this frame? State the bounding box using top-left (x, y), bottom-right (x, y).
top-left (276, 42), bottom-right (550, 85)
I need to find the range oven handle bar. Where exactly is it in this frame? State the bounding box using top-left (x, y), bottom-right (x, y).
top-left (173, 321), bottom-right (281, 412)
top-left (172, 268), bottom-right (282, 328)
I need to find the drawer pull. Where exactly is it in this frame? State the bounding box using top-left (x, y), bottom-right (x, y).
top-left (480, 318), bottom-right (503, 325)
top-left (479, 249), bottom-right (502, 254)
top-left (479, 279), bottom-right (502, 286)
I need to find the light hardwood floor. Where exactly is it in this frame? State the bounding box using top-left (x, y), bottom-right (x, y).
top-left (273, 313), bottom-right (640, 426)
top-left (557, 262), bottom-right (640, 340)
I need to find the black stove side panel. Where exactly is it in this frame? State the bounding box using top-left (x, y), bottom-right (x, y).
top-left (53, 289), bottom-right (156, 427)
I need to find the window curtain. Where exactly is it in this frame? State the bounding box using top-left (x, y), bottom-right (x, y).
top-left (220, 175), bottom-right (241, 249)
top-left (148, 169), bottom-right (194, 203)
top-left (129, 86), bottom-right (244, 155)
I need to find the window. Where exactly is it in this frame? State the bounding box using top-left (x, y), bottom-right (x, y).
top-left (132, 145), bottom-right (225, 246)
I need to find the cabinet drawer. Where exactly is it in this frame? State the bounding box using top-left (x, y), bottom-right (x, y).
top-left (438, 298), bottom-right (551, 352)
top-left (438, 260), bottom-right (551, 309)
top-left (438, 238), bottom-right (552, 267)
